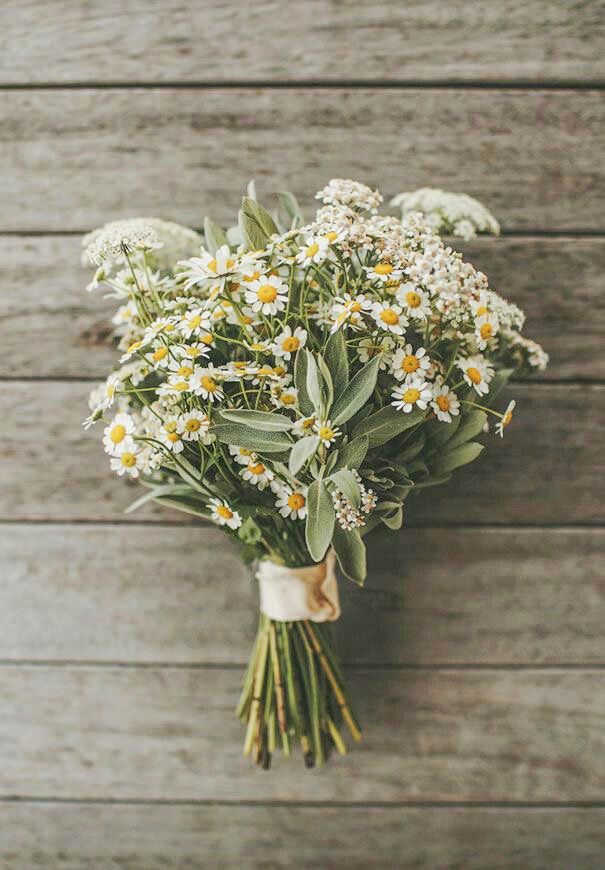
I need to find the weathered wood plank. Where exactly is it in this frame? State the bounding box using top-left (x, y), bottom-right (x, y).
top-left (2, 803), bottom-right (604, 870)
top-left (1, 89), bottom-right (603, 231)
top-left (1, 1), bottom-right (604, 84)
top-left (2, 235), bottom-right (601, 380)
top-left (1, 525), bottom-right (603, 666)
top-left (1, 666), bottom-right (603, 801)
top-left (1, 382), bottom-right (602, 524)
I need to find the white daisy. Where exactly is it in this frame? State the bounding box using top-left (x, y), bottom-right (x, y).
top-left (208, 498), bottom-right (242, 530)
top-left (180, 245), bottom-right (238, 290)
top-left (391, 344), bottom-right (431, 382)
top-left (240, 459), bottom-right (275, 491)
top-left (396, 284), bottom-right (432, 320)
top-left (98, 373), bottom-right (121, 411)
top-left (469, 292), bottom-right (491, 318)
top-left (296, 236), bottom-right (329, 266)
top-left (457, 356), bottom-right (494, 396)
top-left (244, 275), bottom-right (288, 315)
top-left (292, 415), bottom-right (317, 438)
top-left (329, 293), bottom-right (372, 333)
top-left (148, 342), bottom-right (171, 368)
top-left (159, 417), bottom-right (185, 454)
top-left (271, 387), bottom-right (298, 409)
top-left (189, 365), bottom-right (225, 402)
top-left (371, 301), bottom-right (408, 335)
top-left (495, 400), bottom-right (516, 438)
top-left (431, 382), bottom-right (461, 423)
top-left (103, 413), bottom-right (136, 455)
top-left (173, 342), bottom-right (210, 363)
top-left (314, 420), bottom-right (341, 446)
top-left (272, 326), bottom-right (307, 361)
top-left (474, 312), bottom-right (499, 350)
top-left (179, 410), bottom-right (210, 442)
top-left (357, 336), bottom-right (394, 370)
top-left (110, 448), bottom-right (143, 478)
top-left (391, 378), bottom-right (432, 413)
top-left (179, 307), bottom-right (212, 339)
top-left (365, 260), bottom-right (403, 283)
top-left (229, 445), bottom-right (256, 465)
top-left (276, 486), bottom-right (308, 520)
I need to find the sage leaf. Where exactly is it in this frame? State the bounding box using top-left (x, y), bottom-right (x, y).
top-left (332, 434), bottom-right (369, 472)
top-left (329, 468), bottom-right (361, 508)
top-left (203, 216), bottom-right (228, 255)
top-left (305, 479), bottom-right (335, 562)
top-left (431, 441), bottom-right (484, 475)
top-left (289, 434), bottom-right (320, 476)
top-left (324, 330), bottom-right (349, 400)
top-left (212, 422), bottom-right (292, 454)
top-left (446, 410), bottom-right (487, 450)
top-left (219, 408), bottom-right (293, 432)
top-left (353, 404), bottom-right (426, 448)
top-left (294, 349), bottom-right (314, 416)
top-left (332, 525), bottom-right (366, 585)
top-left (331, 355), bottom-right (381, 426)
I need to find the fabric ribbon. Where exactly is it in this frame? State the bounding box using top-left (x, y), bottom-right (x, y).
top-left (256, 550), bottom-right (340, 622)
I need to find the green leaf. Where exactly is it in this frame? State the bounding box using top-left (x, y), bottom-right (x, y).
top-left (317, 354), bottom-right (334, 409)
top-left (332, 525), bottom-right (367, 585)
top-left (353, 404), bottom-right (426, 448)
top-left (238, 516), bottom-right (262, 545)
top-left (332, 434), bottom-right (369, 472)
top-left (486, 368), bottom-right (514, 405)
top-left (277, 190), bottom-right (304, 229)
top-left (324, 330), bottom-right (349, 400)
top-left (247, 179), bottom-right (257, 201)
top-left (242, 196), bottom-right (278, 239)
top-left (329, 468), bottom-right (361, 508)
top-left (294, 349), bottom-right (314, 416)
top-left (380, 506), bottom-right (403, 530)
top-left (397, 432), bottom-right (426, 463)
top-left (289, 434), bottom-right (320, 476)
top-left (212, 422), bottom-right (292, 454)
top-left (305, 351), bottom-right (329, 416)
top-left (305, 480), bottom-right (335, 562)
top-left (446, 410), bottom-right (487, 450)
top-left (153, 495), bottom-right (210, 519)
top-left (125, 483), bottom-right (197, 514)
top-left (330, 355), bottom-right (381, 426)
top-left (203, 217), bottom-right (228, 256)
top-left (427, 414), bottom-right (461, 449)
top-left (431, 441), bottom-right (484, 475)
top-left (412, 474), bottom-right (452, 490)
top-left (219, 408), bottom-right (293, 432)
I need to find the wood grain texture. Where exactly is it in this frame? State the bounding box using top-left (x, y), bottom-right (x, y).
top-left (1, 89), bottom-right (603, 232)
top-left (2, 803), bottom-right (604, 870)
top-left (1, 666), bottom-right (603, 801)
top-left (2, 234), bottom-right (602, 380)
top-left (1, 1), bottom-right (604, 84)
top-left (2, 381), bottom-right (602, 524)
top-left (1, 525), bottom-right (603, 666)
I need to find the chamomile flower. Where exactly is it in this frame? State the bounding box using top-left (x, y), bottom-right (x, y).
top-left (179, 307), bottom-right (212, 339)
top-left (159, 417), bottom-right (185, 454)
top-left (314, 420), bottom-right (341, 446)
top-left (371, 301), bottom-right (408, 335)
top-left (179, 245), bottom-right (238, 290)
top-left (103, 413), bottom-right (137, 455)
top-left (292, 415), bottom-right (317, 438)
top-left (330, 293), bottom-right (372, 332)
top-left (208, 498), bottom-right (242, 530)
top-left (357, 336), bottom-right (394, 370)
top-left (365, 261), bottom-right (403, 283)
top-left (111, 301), bottom-right (138, 328)
top-left (180, 410), bottom-right (210, 442)
top-left (391, 344), bottom-right (431, 382)
top-left (97, 373), bottom-right (121, 412)
top-left (431, 382), bottom-right (460, 423)
top-left (229, 445), bottom-right (256, 465)
top-left (457, 355), bottom-right (494, 396)
top-left (240, 459), bottom-right (275, 491)
top-left (296, 236), bottom-right (328, 266)
top-left (189, 365), bottom-right (225, 402)
top-left (469, 292), bottom-right (491, 318)
top-left (244, 275), bottom-right (288, 315)
top-left (174, 342), bottom-right (210, 363)
top-left (148, 342), bottom-right (171, 368)
top-left (276, 486), bottom-right (308, 520)
top-left (110, 448), bottom-right (143, 478)
top-left (396, 284), bottom-right (431, 320)
top-left (391, 378), bottom-right (432, 413)
top-left (271, 387), bottom-right (298, 409)
top-left (495, 400), bottom-right (516, 437)
top-left (272, 326), bottom-right (307, 360)
top-left (474, 312), bottom-right (499, 350)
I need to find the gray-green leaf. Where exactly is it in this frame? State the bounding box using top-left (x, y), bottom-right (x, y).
top-left (446, 410), bottom-right (487, 450)
top-left (329, 468), bottom-right (361, 508)
top-left (431, 441), bottom-right (484, 475)
top-left (330, 355), bottom-right (381, 426)
top-left (332, 434), bottom-right (369, 472)
top-left (203, 216), bottom-right (228, 255)
top-left (353, 404), bottom-right (426, 448)
top-left (305, 480), bottom-right (336, 562)
top-left (212, 422), bottom-right (292, 454)
top-left (294, 349), bottom-right (314, 416)
top-left (332, 525), bottom-right (366, 585)
top-left (289, 434), bottom-right (320, 476)
top-left (324, 330), bottom-right (349, 400)
top-left (219, 408), bottom-right (293, 432)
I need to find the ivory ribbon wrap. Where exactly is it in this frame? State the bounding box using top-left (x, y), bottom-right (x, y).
top-left (256, 550), bottom-right (340, 623)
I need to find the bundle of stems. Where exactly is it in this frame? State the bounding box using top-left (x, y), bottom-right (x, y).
top-left (237, 614), bottom-right (361, 768)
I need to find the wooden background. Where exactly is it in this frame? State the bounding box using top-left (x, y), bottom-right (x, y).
top-left (1, 2), bottom-right (604, 867)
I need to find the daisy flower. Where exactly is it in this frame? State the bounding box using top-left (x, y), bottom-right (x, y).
top-left (180, 410), bottom-right (210, 442)
top-left (296, 236), bottom-right (328, 266)
top-left (329, 293), bottom-right (372, 332)
top-left (272, 326), bottom-right (307, 361)
top-left (174, 342), bottom-right (210, 363)
top-left (314, 420), bottom-right (341, 446)
top-left (240, 459), bottom-right (275, 491)
top-left (229, 445), bottom-right (256, 465)
top-left (457, 355), bottom-right (494, 396)
top-left (391, 345), bottom-right (431, 382)
top-left (103, 413), bottom-right (137, 455)
top-left (159, 417), bottom-right (185, 454)
top-left (365, 261), bottom-right (403, 283)
top-left (474, 312), bottom-right (499, 350)
top-left (110, 448), bottom-right (143, 478)
top-left (371, 301), bottom-right (408, 335)
top-left (495, 400), bottom-right (516, 438)
top-left (292, 415), bottom-right (317, 438)
top-left (189, 365), bottom-right (225, 402)
top-left (208, 498), bottom-right (242, 530)
top-left (469, 293), bottom-right (491, 318)
top-left (391, 378), bottom-right (432, 413)
top-left (357, 336), bottom-right (394, 370)
top-left (179, 307), bottom-right (212, 339)
top-left (272, 387), bottom-right (298, 409)
top-left (431, 382), bottom-right (460, 423)
top-left (180, 245), bottom-right (238, 290)
top-left (97, 373), bottom-right (121, 412)
top-left (276, 486), bottom-right (308, 520)
top-left (244, 275), bottom-right (288, 315)
top-left (149, 342), bottom-right (171, 368)
top-left (396, 284), bottom-right (431, 320)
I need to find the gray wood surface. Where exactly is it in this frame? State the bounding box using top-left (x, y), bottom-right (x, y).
top-left (1, 89), bottom-right (604, 232)
top-left (1, 525), bottom-right (602, 666)
top-left (2, 803), bottom-right (604, 870)
top-left (1, 1), bottom-right (604, 84)
top-left (2, 382), bottom-right (602, 524)
top-left (1, 666), bottom-right (603, 802)
top-left (3, 234), bottom-right (602, 380)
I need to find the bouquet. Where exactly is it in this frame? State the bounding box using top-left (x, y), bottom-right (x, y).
top-left (82, 179), bottom-right (547, 769)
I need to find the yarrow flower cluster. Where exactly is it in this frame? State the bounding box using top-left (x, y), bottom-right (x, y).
top-left (391, 187), bottom-right (501, 240)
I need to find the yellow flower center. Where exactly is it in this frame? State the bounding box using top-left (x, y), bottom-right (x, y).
top-left (375, 262), bottom-right (393, 275)
top-left (120, 452), bottom-right (136, 468)
top-left (273, 366), bottom-right (286, 377)
top-left (436, 395), bottom-right (451, 411)
top-left (257, 366), bottom-right (273, 377)
top-left (167, 432), bottom-right (180, 443)
top-left (467, 366), bottom-right (483, 385)
top-left (200, 333), bottom-right (214, 345)
top-left (250, 342), bottom-right (266, 351)
top-left (239, 448), bottom-right (252, 456)
top-left (403, 388), bottom-right (420, 404)
top-left (258, 284), bottom-right (277, 303)
top-left (234, 361), bottom-right (248, 370)
top-left (476, 305), bottom-right (488, 316)
top-left (349, 300), bottom-right (362, 312)
top-left (244, 270), bottom-right (261, 282)
top-left (225, 258), bottom-right (235, 270)
top-left (281, 393), bottom-right (296, 405)
top-left (110, 424), bottom-right (126, 444)
top-left (173, 381), bottom-right (189, 392)
top-left (406, 291), bottom-right (421, 308)
top-left (248, 462), bottom-right (265, 475)
top-left (282, 336), bottom-right (300, 352)
top-left (380, 308), bottom-right (399, 326)
top-left (186, 346), bottom-right (202, 357)
top-left (106, 384), bottom-right (115, 398)
top-left (127, 341), bottom-right (141, 353)
top-left (503, 410), bottom-right (513, 427)
top-left (480, 323), bottom-right (493, 339)
top-left (186, 314), bottom-right (202, 330)
top-left (216, 505), bottom-right (233, 520)
top-left (185, 419), bottom-right (202, 432)
top-left (164, 323), bottom-right (175, 332)
top-left (319, 426), bottom-right (335, 441)
top-left (177, 365), bottom-right (193, 377)
top-left (288, 493), bottom-right (306, 510)
top-left (402, 354), bottom-right (419, 373)
top-left (152, 346), bottom-right (168, 362)
top-left (324, 232), bottom-right (338, 242)
top-left (164, 421), bottom-right (178, 433)
top-left (207, 258), bottom-right (218, 273)
top-left (305, 243), bottom-right (319, 257)
top-left (201, 376), bottom-right (217, 393)
top-left (302, 417), bottom-right (316, 430)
